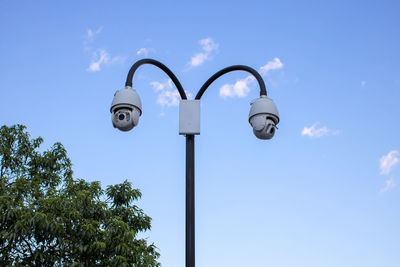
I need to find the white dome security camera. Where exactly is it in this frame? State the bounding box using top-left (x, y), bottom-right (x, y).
top-left (110, 87), bottom-right (142, 132)
top-left (248, 96), bottom-right (279, 140)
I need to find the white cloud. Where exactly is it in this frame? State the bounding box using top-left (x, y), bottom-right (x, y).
top-left (157, 90), bottom-right (181, 107)
top-left (86, 27), bottom-right (102, 40)
top-left (84, 27), bottom-right (125, 72)
top-left (87, 49), bottom-right (110, 72)
top-left (380, 177), bottom-right (396, 194)
top-left (219, 58), bottom-right (283, 98)
top-left (150, 79), bottom-right (173, 92)
top-left (150, 79), bottom-right (191, 107)
top-left (301, 123), bottom-right (329, 138)
top-left (220, 75), bottom-right (255, 98)
top-left (87, 49), bottom-right (124, 72)
top-left (157, 90), bottom-right (193, 107)
top-left (136, 47), bottom-right (154, 57)
top-left (84, 27), bottom-right (103, 50)
top-left (189, 38), bottom-right (219, 67)
top-left (301, 123), bottom-right (341, 138)
top-left (259, 57), bottom-right (284, 75)
top-left (199, 38), bottom-right (219, 52)
top-left (379, 150), bottom-right (399, 175)
top-left (150, 81), bottom-right (166, 91)
top-left (190, 53), bottom-right (209, 67)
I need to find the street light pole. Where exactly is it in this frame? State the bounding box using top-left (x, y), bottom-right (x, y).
top-left (111, 58), bottom-right (280, 267)
top-left (186, 134), bottom-right (195, 267)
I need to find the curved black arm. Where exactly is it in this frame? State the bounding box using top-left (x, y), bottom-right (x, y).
top-left (195, 65), bottom-right (266, 100)
top-left (125, 58), bottom-right (187, 100)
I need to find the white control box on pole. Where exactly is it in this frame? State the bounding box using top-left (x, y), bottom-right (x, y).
top-left (179, 100), bottom-right (200, 135)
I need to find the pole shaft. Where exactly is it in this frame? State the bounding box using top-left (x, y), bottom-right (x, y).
top-left (186, 135), bottom-right (195, 267)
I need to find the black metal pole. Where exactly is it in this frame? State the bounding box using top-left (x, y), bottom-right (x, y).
top-left (123, 59), bottom-right (268, 267)
top-left (125, 58), bottom-right (187, 100)
top-left (186, 134), bottom-right (195, 267)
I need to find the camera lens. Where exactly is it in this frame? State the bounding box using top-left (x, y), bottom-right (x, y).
top-left (118, 113), bottom-right (125, 120)
top-left (270, 127), bottom-right (275, 134)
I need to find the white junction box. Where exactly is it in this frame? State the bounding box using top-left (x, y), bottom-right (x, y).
top-left (179, 100), bottom-right (200, 135)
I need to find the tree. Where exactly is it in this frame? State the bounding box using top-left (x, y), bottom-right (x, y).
top-left (0, 125), bottom-right (160, 266)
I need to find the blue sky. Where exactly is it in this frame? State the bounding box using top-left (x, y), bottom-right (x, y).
top-left (1, 1), bottom-right (400, 266)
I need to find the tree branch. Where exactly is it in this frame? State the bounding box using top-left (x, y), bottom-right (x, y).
top-left (22, 237), bottom-right (34, 256)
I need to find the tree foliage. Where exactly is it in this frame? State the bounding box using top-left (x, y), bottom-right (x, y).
top-left (0, 125), bottom-right (160, 266)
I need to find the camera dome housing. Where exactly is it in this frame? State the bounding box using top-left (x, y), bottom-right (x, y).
top-left (110, 87), bottom-right (142, 132)
top-left (248, 96), bottom-right (279, 140)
